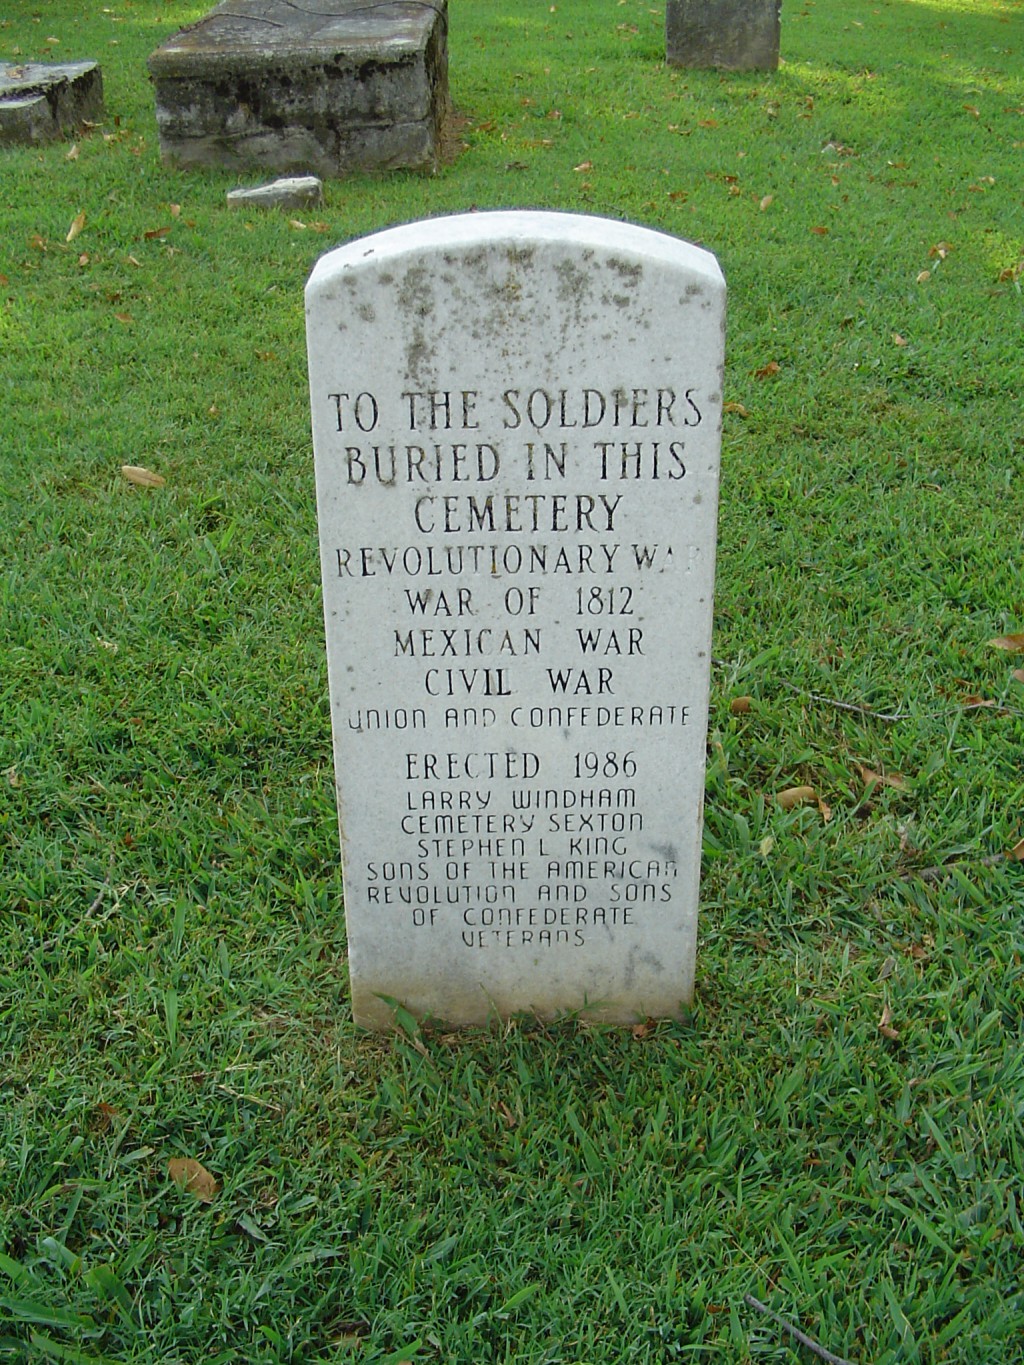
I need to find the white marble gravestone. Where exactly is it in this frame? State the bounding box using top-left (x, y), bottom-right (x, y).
top-left (306, 212), bottom-right (725, 1029)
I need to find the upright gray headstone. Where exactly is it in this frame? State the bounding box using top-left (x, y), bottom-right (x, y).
top-left (306, 212), bottom-right (725, 1029)
top-left (666, 0), bottom-right (781, 70)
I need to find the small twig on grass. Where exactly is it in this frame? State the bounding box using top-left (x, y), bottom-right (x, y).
top-left (27, 854), bottom-right (116, 960)
top-left (910, 852), bottom-right (1014, 883)
top-left (744, 1294), bottom-right (857, 1365)
top-left (779, 682), bottom-right (1023, 722)
top-left (83, 854), bottom-right (117, 918)
top-left (216, 1083), bottom-right (284, 1116)
top-left (779, 682), bottom-right (906, 723)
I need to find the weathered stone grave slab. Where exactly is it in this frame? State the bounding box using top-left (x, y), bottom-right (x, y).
top-left (306, 212), bottom-right (725, 1028)
top-left (666, 0), bottom-right (781, 70)
top-left (226, 175), bottom-right (323, 211)
top-left (148, 0), bottom-right (449, 176)
top-left (0, 62), bottom-right (104, 146)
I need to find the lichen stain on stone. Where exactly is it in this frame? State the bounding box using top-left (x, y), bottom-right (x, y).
top-left (481, 270), bottom-right (528, 336)
top-left (397, 263), bottom-right (436, 383)
top-left (452, 248), bottom-right (486, 270)
top-left (505, 245), bottom-right (535, 270)
top-left (554, 257), bottom-right (590, 303)
top-left (405, 335), bottom-right (432, 383)
top-left (397, 264), bottom-right (434, 320)
top-left (606, 256), bottom-right (642, 284)
top-left (357, 302), bottom-right (375, 322)
top-left (553, 258), bottom-right (595, 337)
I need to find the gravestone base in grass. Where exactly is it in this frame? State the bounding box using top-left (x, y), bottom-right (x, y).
top-left (148, 0), bottom-right (449, 176)
top-left (666, 0), bottom-right (781, 70)
top-left (0, 61), bottom-right (104, 146)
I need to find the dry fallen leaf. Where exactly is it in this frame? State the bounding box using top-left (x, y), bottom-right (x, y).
top-left (892, 332), bottom-right (908, 346)
top-left (168, 1156), bottom-right (219, 1203)
top-left (730, 696), bottom-right (752, 715)
top-left (723, 401), bottom-right (749, 417)
top-left (1006, 837), bottom-right (1024, 862)
top-left (776, 785), bottom-right (816, 811)
top-left (916, 270), bottom-right (931, 283)
top-left (817, 795), bottom-right (833, 823)
top-left (573, 160), bottom-right (593, 172)
top-left (754, 360), bottom-right (780, 380)
top-left (988, 633), bottom-right (1024, 652)
top-left (66, 143), bottom-right (79, 161)
top-left (66, 210), bottom-right (86, 243)
top-left (878, 1002), bottom-right (899, 1041)
top-left (631, 1018), bottom-right (656, 1040)
top-left (856, 764), bottom-right (908, 791)
top-left (495, 1100), bottom-right (517, 1127)
top-left (1012, 669), bottom-right (1024, 685)
top-left (810, 225), bottom-right (829, 235)
top-left (121, 464), bottom-right (166, 488)
top-left (143, 226), bottom-right (171, 240)
top-left (91, 1101), bottom-right (119, 1132)
top-left (759, 194), bottom-right (773, 211)
top-left (929, 241), bottom-right (953, 260)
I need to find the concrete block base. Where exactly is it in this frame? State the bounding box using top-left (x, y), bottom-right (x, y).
top-left (0, 61), bottom-right (104, 145)
top-left (147, 0), bottom-right (450, 176)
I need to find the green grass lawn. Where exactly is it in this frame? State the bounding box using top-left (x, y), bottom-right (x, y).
top-left (2, 0), bottom-right (1023, 1359)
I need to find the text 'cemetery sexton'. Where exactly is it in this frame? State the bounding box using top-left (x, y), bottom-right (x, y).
top-left (306, 212), bottom-right (725, 1028)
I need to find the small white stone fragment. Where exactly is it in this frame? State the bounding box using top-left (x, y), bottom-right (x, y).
top-left (226, 176), bottom-right (324, 211)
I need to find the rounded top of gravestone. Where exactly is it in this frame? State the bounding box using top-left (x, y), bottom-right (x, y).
top-left (308, 211), bottom-right (724, 296)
